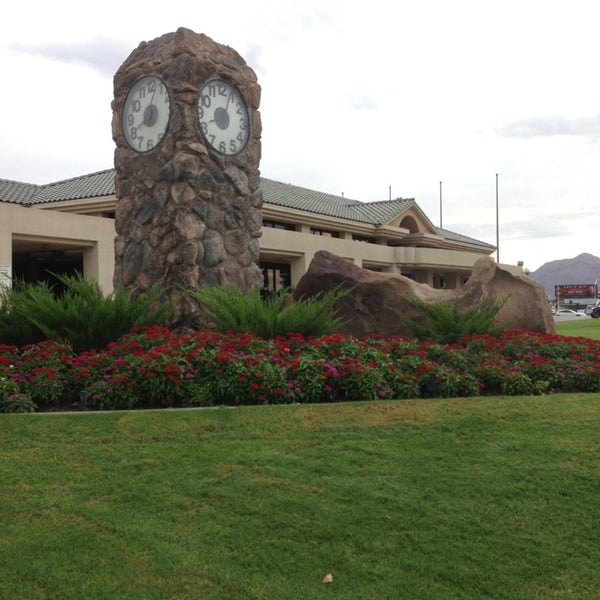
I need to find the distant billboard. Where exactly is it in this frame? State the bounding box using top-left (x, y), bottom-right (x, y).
top-left (555, 284), bottom-right (598, 299)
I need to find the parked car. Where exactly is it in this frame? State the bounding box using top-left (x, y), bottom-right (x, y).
top-left (585, 300), bottom-right (600, 319)
top-left (554, 309), bottom-right (588, 318)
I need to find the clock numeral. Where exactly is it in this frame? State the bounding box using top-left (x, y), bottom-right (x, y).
top-left (204, 81), bottom-right (229, 97)
top-left (122, 76), bottom-right (170, 153)
top-left (197, 79), bottom-right (249, 155)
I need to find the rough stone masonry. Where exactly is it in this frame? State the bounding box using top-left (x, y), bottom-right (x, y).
top-left (111, 28), bottom-right (263, 325)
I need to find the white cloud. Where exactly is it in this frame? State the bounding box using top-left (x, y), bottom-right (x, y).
top-left (497, 115), bottom-right (600, 140)
top-left (1, 0), bottom-right (600, 271)
top-left (8, 38), bottom-right (131, 77)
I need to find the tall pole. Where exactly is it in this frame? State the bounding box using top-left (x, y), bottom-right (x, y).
top-left (495, 173), bottom-right (499, 263)
top-left (439, 181), bottom-right (443, 228)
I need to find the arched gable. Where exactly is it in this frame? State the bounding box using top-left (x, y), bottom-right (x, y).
top-left (389, 207), bottom-right (438, 235)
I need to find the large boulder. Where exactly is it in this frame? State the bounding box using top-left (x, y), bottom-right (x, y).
top-left (292, 250), bottom-right (555, 337)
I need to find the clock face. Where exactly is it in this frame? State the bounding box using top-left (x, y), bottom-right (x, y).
top-left (122, 76), bottom-right (171, 152)
top-left (197, 79), bottom-right (250, 155)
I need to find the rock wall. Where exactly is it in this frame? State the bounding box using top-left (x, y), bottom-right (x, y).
top-left (111, 28), bottom-right (263, 324)
top-left (293, 251), bottom-right (556, 337)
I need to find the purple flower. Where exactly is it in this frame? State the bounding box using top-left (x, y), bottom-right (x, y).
top-left (324, 362), bottom-right (340, 378)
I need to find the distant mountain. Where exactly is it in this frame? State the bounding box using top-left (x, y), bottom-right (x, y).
top-left (526, 253), bottom-right (600, 299)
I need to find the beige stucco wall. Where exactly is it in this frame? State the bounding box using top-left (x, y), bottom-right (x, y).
top-left (259, 227), bottom-right (494, 287)
top-left (0, 203), bottom-right (115, 292)
top-left (394, 246), bottom-right (489, 270)
top-left (1, 200), bottom-right (512, 293)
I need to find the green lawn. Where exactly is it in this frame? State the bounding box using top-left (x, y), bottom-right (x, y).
top-left (555, 316), bottom-right (600, 339)
top-left (2, 395), bottom-right (600, 599)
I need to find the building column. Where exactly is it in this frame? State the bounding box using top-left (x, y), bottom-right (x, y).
top-left (415, 270), bottom-right (432, 285)
top-left (83, 240), bottom-right (114, 294)
top-left (445, 272), bottom-right (458, 289)
top-left (290, 253), bottom-right (312, 288)
top-left (0, 231), bottom-right (12, 288)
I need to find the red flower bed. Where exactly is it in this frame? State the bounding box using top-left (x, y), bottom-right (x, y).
top-left (1, 327), bottom-right (599, 412)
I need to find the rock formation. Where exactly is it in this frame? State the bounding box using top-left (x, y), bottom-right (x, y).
top-left (293, 250), bottom-right (556, 337)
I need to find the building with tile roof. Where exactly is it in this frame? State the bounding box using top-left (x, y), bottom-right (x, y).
top-left (0, 168), bottom-right (506, 294)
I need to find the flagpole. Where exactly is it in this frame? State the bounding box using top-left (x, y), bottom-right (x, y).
top-left (439, 181), bottom-right (443, 228)
top-left (495, 173), bottom-right (499, 263)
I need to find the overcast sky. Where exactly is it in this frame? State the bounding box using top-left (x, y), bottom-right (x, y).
top-left (2, 0), bottom-right (599, 272)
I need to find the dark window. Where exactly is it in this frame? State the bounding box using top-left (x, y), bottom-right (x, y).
top-left (12, 251), bottom-right (83, 294)
top-left (260, 262), bottom-right (291, 295)
top-left (263, 220), bottom-right (296, 231)
top-left (310, 228), bottom-right (340, 238)
top-left (352, 235), bottom-right (376, 243)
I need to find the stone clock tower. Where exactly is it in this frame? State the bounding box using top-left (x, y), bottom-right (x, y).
top-left (111, 27), bottom-right (263, 324)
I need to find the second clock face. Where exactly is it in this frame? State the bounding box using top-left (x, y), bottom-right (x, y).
top-left (197, 79), bottom-right (250, 155)
top-left (122, 76), bottom-right (171, 153)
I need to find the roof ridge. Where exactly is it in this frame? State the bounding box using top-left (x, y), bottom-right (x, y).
top-left (262, 178), bottom-right (363, 205)
top-left (356, 197), bottom-right (415, 205)
top-left (436, 226), bottom-right (495, 248)
top-left (41, 168), bottom-right (116, 188)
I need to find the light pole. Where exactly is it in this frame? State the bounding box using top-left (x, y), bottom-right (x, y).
top-left (495, 173), bottom-right (499, 263)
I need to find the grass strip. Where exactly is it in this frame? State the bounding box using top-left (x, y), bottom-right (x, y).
top-left (555, 316), bottom-right (600, 340)
top-left (1, 395), bottom-right (600, 599)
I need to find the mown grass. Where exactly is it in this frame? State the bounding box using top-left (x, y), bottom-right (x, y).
top-left (555, 316), bottom-right (600, 340)
top-left (2, 395), bottom-right (600, 599)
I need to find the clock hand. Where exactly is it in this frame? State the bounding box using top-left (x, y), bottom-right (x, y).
top-left (210, 93), bottom-right (230, 123)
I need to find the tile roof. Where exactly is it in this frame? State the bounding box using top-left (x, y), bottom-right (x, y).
top-left (0, 169), bottom-right (494, 248)
top-left (260, 178), bottom-right (415, 225)
top-left (0, 178), bottom-right (39, 204)
top-left (0, 169), bottom-right (116, 205)
top-left (352, 199), bottom-right (417, 225)
top-left (436, 227), bottom-right (495, 248)
top-left (1, 170), bottom-right (414, 225)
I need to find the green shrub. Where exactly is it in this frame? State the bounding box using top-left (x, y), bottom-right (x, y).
top-left (0, 282), bottom-right (47, 346)
top-left (187, 284), bottom-right (349, 338)
top-left (393, 296), bottom-right (508, 344)
top-left (0, 273), bottom-right (171, 352)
